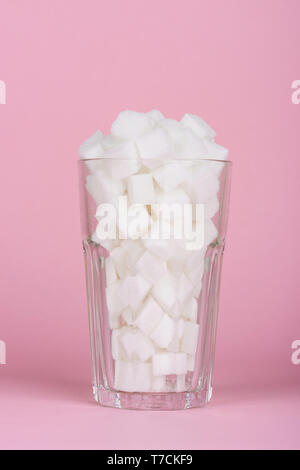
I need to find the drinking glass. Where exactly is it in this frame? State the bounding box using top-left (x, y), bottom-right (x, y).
top-left (78, 157), bottom-right (232, 410)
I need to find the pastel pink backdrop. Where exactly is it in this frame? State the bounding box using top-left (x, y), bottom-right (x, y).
top-left (0, 0), bottom-right (299, 450)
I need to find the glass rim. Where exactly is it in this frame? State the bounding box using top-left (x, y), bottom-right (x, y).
top-left (78, 157), bottom-right (232, 165)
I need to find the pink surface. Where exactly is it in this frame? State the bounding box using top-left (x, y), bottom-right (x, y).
top-left (0, 376), bottom-right (299, 450)
top-left (0, 0), bottom-right (299, 450)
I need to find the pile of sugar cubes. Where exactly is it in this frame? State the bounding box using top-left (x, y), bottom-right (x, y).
top-left (79, 110), bottom-right (228, 393)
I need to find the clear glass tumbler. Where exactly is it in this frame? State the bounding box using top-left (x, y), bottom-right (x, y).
top-left (78, 157), bottom-right (232, 410)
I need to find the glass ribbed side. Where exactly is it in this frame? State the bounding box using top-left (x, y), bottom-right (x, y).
top-left (83, 237), bottom-right (225, 410)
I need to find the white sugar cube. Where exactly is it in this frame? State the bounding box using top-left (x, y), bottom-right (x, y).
top-left (112, 329), bottom-right (124, 360)
top-left (79, 130), bottom-right (104, 159)
top-left (181, 323), bottom-right (199, 355)
top-left (103, 141), bottom-right (141, 179)
top-left (110, 246), bottom-right (129, 278)
top-left (123, 274), bottom-right (152, 311)
top-left (153, 162), bottom-right (190, 192)
top-left (136, 127), bottom-right (173, 169)
top-left (103, 139), bottom-right (137, 159)
top-left (177, 273), bottom-right (194, 306)
top-left (192, 280), bottom-right (203, 299)
top-left (125, 241), bottom-right (144, 273)
top-left (173, 353), bottom-right (189, 374)
top-left (114, 361), bottom-right (134, 392)
top-left (143, 239), bottom-right (175, 261)
top-left (174, 128), bottom-right (208, 159)
top-left (176, 318), bottom-right (186, 339)
top-left (109, 316), bottom-right (121, 330)
top-left (114, 361), bottom-right (152, 392)
top-left (136, 251), bottom-right (167, 285)
top-left (176, 375), bottom-right (187, 392)
top-left (187, 354), bottom-right (196, 371)
top-left (102, 134), bottom-right (123, 150)
top-left (106, 281), bottom-right (128, 316)
top-left (158, 118), bottom-right (184, 139)
top-left (128, 174), bottom-right (155, 204)
top-left (184, 249), bottom-right (205, 274)
top-left (152, 375), bottom-right (167, 392)
top-left (205, 218), bottom-right (218, 247)
top-left (105, 257), bottom-right (118, 286)
top-left (183, 297), bottom-right (198, 322)
top-left (121, 307), bottom-right (135, 325)
top-left (203, 139), bottom-right (228, 160)
top-left (181, 113), bottom-right (216, 140)
top-left (157, 187), bottom-right (190, 205)
top-left (120, 328), bottom-right (155, 362)
top-left (189, 163), bottom-right (220, 203)
top-left (111, 110), bottom-right (154, 138)
top-left (168, 301), bottom-right (182, 319)
top-left (152, 273), bottom-right (176, 311)
top-left (167, 246), bottom-right (188, 277)
top-left (166, 334), bottom-right (180, 352)
top-left (205, 196), bottom-right (219, 219)
top-left (167, 257), bottom-right (185, 277)
top-left (86, 169), bottom-right (125, 204)
top-left (150, 313), bottom-right (175, 348)
top-left (147, 109), bottom-right (164, 121)
top-left (184, 218), bottom-right (217, 251)
top-left (152, 352), bottom-right (188, 376)
top-left (134, 296), bottom-right (163, 336)
top-left (134, 362), bottom-right (152, 392)
top-left (84, 160), bottom-right (106, 176)
top-left (185, 262), bottom-right (205, 288)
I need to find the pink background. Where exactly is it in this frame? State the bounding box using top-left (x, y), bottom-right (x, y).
top-left (0, 0), bottom-right (299, 450)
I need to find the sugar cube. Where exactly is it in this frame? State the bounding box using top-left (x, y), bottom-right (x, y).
top-left (128, 174), bottom-right (155, 204)
top-left (136, 250), bottom-right (167, 285)
top-left (86, 169), bottom-right (125, 204)
top-left (78, 130), bottom-right (104, 159)
top-left (203, 138), bottom-right (228, 160)
top-left (103, 141), bottom-right (141, 179)
top-left (181, 323), bottom-right (199, 355)
top-left (181, 113), bottom-right (216, 140)
top-left (152, 273), bottom-right (177, 311)
top-left (123, 274), bottom-right (152, 311)
top-left (152, 375), bottom-right (167, 392)
top-left (183, 297), bottom-right (198, 322)
top-left (134, 296), bottom-right (163, 336)
top-left (111, 110), bottom-right (154, 138)
top-left (187, 354), bottom-right (196, 371)
top-left (150, 313), bottom-right (175, 348)
top-left (176, 375), bottom-right (187, 392)
top-left (153, 162), bottom-right (190, 192)
top-left (112, 329), bottom-right (124, 360)
top-left (146, 109), bottom-right (164, 121)
top-left (136, 127), bottom-right (173, 169)
top-left (105, 257), bottom-right (118, 286)
top-left (120, 328), bottom-right (155, 361)
top-left (121, 307), bottom-right (135, 325)
top-left (114, 361), bottom-right (152, 392)
top-left (152, 352), bottom-right (188, 376)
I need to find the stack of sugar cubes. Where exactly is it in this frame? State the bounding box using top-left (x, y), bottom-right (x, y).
top-left (79, 110), bottom-right (228, 393)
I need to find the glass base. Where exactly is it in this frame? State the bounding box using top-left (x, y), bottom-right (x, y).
top-left (93, 386), bottom-right (212, 410)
